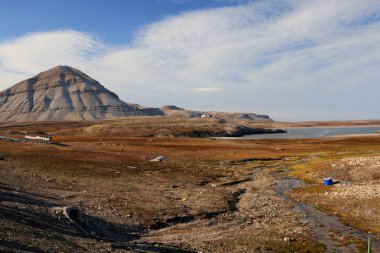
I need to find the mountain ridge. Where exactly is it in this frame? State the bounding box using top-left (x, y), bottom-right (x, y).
top-left (0, 66), bottom-right (272, 122)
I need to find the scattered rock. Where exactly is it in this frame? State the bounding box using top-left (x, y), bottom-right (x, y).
top-left (150, 156), bottom-right (166, 162)
top-left (45, 176), bottom-right (53, 182)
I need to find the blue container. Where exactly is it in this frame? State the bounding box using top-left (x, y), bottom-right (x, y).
top-left (324, 177), bottom-right (333, 186)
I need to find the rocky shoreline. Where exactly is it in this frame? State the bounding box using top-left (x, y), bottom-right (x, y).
top-left (154, 126), bottom-right (287, 138)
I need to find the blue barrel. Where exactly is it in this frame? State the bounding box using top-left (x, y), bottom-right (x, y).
top-left (324, 177), bottom-right (333, 186)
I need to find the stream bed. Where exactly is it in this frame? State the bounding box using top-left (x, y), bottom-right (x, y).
top-left (275, 175), bottom-right (380, 252)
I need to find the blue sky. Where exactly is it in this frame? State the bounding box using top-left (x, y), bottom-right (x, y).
top-left (0, 0), bottom-right (379, 121)
top-left (0, 0), bottom-right (246, 44)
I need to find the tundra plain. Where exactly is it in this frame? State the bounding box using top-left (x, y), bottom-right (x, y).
top-left (0, 117), bottom-right (380, 252)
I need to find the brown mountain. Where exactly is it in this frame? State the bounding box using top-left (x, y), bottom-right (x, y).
top-left (0, 66), bottom-right (272, 122)
top-left (0, 66), bottom-right (163, 122)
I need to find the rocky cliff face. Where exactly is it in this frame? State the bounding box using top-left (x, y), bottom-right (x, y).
top-left (0, 66), bottom-right (162, 122)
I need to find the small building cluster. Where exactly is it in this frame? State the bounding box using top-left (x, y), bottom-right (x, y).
top-left (24, 135), bottom-right (52, 144)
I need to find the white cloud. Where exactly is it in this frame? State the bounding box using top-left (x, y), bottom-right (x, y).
top-left (193, 87), bottom-right (221, 93)
top-left (0, 30), bottom-right (106, 74)
top-left (0, 0), bottom-right (380, 120)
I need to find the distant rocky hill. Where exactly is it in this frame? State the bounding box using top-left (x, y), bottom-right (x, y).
top-left (0, 66), bottom-right (272, 122)
top-left (159, 105), bottom-right (271, 121)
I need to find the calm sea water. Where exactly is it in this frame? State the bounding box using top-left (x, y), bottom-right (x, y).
top-left (242, 126), bottom-right (380, 139)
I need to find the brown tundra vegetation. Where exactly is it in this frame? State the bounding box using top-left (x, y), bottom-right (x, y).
top-left (0, 117), bottom-right (380, 252)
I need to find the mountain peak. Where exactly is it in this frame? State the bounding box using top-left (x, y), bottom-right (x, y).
top-left (32, 65), bottom-right (94, 85)
top-left (0, 66), bottom-right (156, 122)
top-left (50, 65), bottom-right (87, 75)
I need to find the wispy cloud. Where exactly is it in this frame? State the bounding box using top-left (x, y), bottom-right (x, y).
top-left (0, 0), bottom-right (379, 120)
